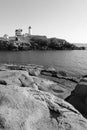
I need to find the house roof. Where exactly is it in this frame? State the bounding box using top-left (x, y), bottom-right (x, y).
top-left (17, 36), bottom-right (30, 44)
top-left (9, 36), bottom-right (16, 41)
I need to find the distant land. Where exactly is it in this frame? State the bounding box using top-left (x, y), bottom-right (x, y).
top-left (0, 28), bottom-right (85, 51)
top-left (74, 43), bottom-right (87, 48)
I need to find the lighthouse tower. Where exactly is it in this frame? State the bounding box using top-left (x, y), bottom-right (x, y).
top-left (28, 26), bottom-right (32, 35)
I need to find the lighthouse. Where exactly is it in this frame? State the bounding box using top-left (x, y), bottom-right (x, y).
top-left (28, 26), bottom-right (32, 35)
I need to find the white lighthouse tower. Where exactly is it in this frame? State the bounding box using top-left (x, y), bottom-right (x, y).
top-left (28, 26), bottom-right (32, 35)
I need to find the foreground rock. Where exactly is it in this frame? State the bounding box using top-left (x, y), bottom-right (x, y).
top-left (0, 64), bottom-right (81, 99)
top-left (0, 65), bottom-right (87, 130)
top-left (66, 75), bottom-right (87, 118)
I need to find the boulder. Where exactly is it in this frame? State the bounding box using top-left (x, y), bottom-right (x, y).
top-left (19, 74), bottom-right (38, 90)
top-left (45, 66), bottom-right (56, 72)
top-left (0, 70), bottom-right (30, 86)
top-left (28, 68), bottom-right (41, 76)
top-left (65, 76), bottom-right (87, 118)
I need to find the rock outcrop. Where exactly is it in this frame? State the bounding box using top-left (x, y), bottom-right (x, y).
top-left (0, 64), bottom-right (87, 130)
top-left (0, 64), bottom-right (81, 99)
top-left (0, 35), bottom-right (85, 51)
top-left (65, 75), bottom-right (87, 118)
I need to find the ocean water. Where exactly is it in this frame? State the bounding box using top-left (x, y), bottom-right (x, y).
top-left (0, 50), bottom-right (87, 75)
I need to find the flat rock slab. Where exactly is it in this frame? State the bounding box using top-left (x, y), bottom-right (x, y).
top-left (33, 76), bottom-right (70, 99)
top-left (0, 66), bottom-right (86, 130)
top-left (0, 84), bottom-right (87, 130)
top-left (0, 67), bottom-right (71, 99)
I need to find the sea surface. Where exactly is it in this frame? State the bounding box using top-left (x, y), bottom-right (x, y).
top-left (0, 50), bottom-right (87, 75)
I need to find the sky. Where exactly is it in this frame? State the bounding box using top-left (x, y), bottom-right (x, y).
top-left (0, 0), bottom-right (87, 43)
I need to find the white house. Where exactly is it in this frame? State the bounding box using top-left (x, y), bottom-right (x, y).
top-left (15, 29), bottom-right (22, 37)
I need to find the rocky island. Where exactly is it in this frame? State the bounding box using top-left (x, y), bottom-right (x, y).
top-left (0, 63), bottom-right (87, 130)
top-left (0, 30), bottom-right (85, 51)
